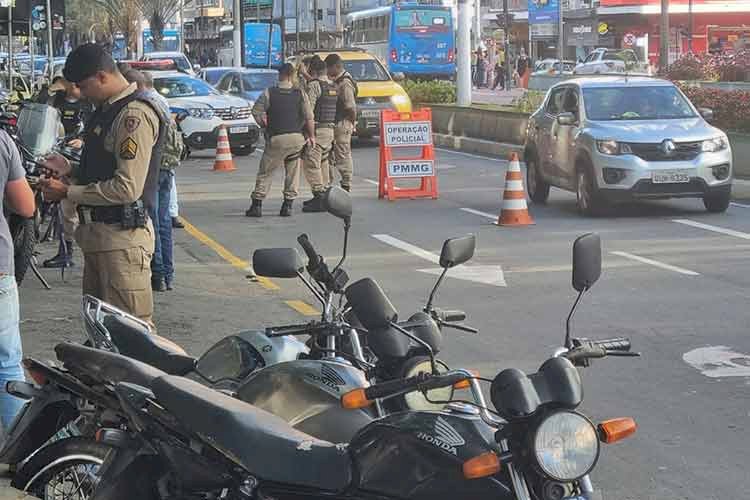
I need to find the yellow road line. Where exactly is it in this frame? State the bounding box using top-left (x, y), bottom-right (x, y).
top-left (284, 300), bottom-right (319, 316)
top-left (180, 217), bottom-right (279, 290)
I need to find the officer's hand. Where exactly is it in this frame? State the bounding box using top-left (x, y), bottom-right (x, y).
top-left (307, 136), bottom-right (316, 149)
top-left (39, 177), bottom-right (69, 201)
top-left (40, 153), bottom-right (72, 178)
top-left (67, 138), bottom-right (83, 149)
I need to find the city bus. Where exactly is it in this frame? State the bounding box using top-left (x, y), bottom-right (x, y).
top-left (243, 22), bottom-right (282, 68)
top-left (143, 29), bottom-right (181, 54)
top-left (345, 3), bottom-right (455, 79)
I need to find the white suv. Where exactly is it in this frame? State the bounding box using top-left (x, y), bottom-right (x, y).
top-left (573, 49), bottom-right (650, 75)
top-left (152, 71), bottom-right (260, 156)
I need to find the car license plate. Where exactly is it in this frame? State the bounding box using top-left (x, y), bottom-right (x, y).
top-left (230, 126), bottom-right (249, 134)
top-left (652, 170), bottom-right (690, 184)
top-left (361, 110), bottom-right (380, 119)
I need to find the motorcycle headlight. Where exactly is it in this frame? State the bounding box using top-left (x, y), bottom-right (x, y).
top-left (402, 358), bottom-right (453, 411)
top-left (533, 411), bottom-right (600, 481)
top-left (701, 136), bottom-right (728, 153)
top-left (187, 107), bottom-right (214, 120)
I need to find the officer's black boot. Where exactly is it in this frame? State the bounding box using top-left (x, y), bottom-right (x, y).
top-left (302, 192), bottom-right (326, 213)
top-left (245, 199), bottom-right (262, 218)
top-left (43, 240), bottom-right (74, 269)
top-left (279, 199), bottom-right (294, 217)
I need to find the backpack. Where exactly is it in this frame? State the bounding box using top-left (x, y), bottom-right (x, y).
top-left (161, 120), bottom-right (184, 169)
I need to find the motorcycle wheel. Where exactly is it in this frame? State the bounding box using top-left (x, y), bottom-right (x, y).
top-left (11, 215), bottom-right (36, 285)
top-left (12, 437), bottom-right (111, 500)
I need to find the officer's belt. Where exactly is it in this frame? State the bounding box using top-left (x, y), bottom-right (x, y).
top-left (315, 122), bottom-right (335, 128)
top-left (77, 205), bottom-right (126, 225)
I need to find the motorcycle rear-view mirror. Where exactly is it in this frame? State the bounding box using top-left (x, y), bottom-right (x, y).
top-left (572, 233), bottom-right (601, 292)
top-left (194, 336), bottom-right (255, 383)
top-left (252, 248), bottom-right (304, 279)
top-left (324, 186), bottom-right (353, 222)
top-left (439, 234), bottom-right (476, 268)
top-left (345, 278), bottom-right (398, 331)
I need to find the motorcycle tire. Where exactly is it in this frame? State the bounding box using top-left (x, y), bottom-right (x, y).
top-left (11, 436), bottom-right (112, 499)
top-left (10, 215), bottom-right (36, 285)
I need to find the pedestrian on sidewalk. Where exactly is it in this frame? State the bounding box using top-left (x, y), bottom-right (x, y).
top-left (492, 53), bottom-right (506, 90)
top-left (246, 63), bottom-right (316, 218)
top-left (475, 51), bottom-right (487, 88)
top-left (0, 126), bottom-right (35, 428)
top-left (516, 49), bottom-right (530, 89)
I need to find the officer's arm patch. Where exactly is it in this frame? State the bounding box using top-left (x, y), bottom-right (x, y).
top-left (124, 116), bottom-right (141, 133)
top-left (119, 137), bottom-right (138, 160)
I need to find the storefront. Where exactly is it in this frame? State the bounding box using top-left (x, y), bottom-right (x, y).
top-left (564, 9), bottom-right (598, 62)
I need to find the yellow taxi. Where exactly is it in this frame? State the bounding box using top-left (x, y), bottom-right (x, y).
top-left (289, 48), bottom-right (412, 138)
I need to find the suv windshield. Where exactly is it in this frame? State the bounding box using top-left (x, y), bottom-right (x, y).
top-left (154, 76), bottom-right (217, 98)
top-left (583, 86), bottom-right (697, 121)
top-left (343, 60), bottom-right (390, 82)
top-left (242, 72), bottom-right (278, 90)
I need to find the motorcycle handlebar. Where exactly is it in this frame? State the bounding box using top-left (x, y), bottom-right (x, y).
top-left (297, 234), bottom-right (321, 269)
top-left (363, 371), bottom-right (468, 401)
top-left (434, 309), bottom-right (466, 323)
top-left (593, 337), bottom-right (631, 352)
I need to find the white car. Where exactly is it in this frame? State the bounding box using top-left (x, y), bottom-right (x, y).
top-left (142, 52), bottom-right (199, 76)
top-left (533, 59), bottom-right (576, 75)
top-left (573, 49), bottom-right (650, 76)
top-left (151, 71), bottom-right (260, 156)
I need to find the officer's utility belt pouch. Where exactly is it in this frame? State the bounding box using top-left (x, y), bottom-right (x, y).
top-left (84, 201), bottom-right (148, 229)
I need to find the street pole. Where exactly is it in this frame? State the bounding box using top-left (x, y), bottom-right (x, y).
top-left (29, 17), bottom-right (33, 89)
top-left (313, 0), bottom-right (319, 47)
top-left (688, 0), bottom-right (693, 53)
top-left (179, 0), bottom-right (185, 54)
top-left (295, 0), bottom-right (300, 47)
top-left (473, 0), bottom-right (481, 50)
top-left (7, 0), bottom-right (12, 91)
top-left (558, 0), bottom-right (564, 74)
top-left (335, 0), bottom-right (341, 47)
top-left (503, 0), bottom-right (510, 90)
top-left (45, 0), bottom-right (53, 80)
top-left (281, 0), bottom-right (286, 59)
top-left (457, 0), bottom-right (471, 106)
top-left (660, 0), bottom-right (669, 71)
top-left (257, 0), bottom-right (260, 23)
top-left (233, 0), bottom-right (242, 67)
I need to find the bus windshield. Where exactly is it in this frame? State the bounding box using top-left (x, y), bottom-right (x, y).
top-left (394, 8), bottom-right (451, 32)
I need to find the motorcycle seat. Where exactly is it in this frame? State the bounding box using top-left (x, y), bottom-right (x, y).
top-left (102, 315), bottom-right (196, 375)
top-left (152, 374), bottom-right (352, 492)
top-left (55, 342), bottom-right (168, 389)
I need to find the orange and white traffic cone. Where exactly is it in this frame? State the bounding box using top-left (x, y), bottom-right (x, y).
top-left (496, 152), bottom-right (534, 227)
top-left (213, 126), bottom-right (236, 172)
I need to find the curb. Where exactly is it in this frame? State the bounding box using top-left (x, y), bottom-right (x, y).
top-left (432, 133), bottom-right (524, 159)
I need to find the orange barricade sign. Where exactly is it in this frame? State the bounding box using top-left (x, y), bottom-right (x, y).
top-left (378, 108), bottom-right (438, 201)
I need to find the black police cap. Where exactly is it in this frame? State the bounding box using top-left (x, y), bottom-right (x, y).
top-left (63, 43), bottom-right (115, 83)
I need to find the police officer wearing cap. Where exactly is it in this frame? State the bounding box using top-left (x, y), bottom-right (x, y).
top-left (40, 43), bottom-right (169, 326)
top-left (301, 58), bottom-right (337, 213)
top-left (246, 63), bottom-right (315, 218)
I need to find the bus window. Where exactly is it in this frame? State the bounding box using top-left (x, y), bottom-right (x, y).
top-left (395, 9), bottom-right (451, 31)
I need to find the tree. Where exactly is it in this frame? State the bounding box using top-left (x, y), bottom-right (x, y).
top-left (65, 0), bottom-right (110, 47)
top-left (93, 0), bottom-right (140, 57)
top-left (132, 0), bottom-right (192, 52)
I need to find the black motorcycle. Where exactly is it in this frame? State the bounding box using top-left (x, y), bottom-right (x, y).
top-left (82, 232), bottom-right (638, 500)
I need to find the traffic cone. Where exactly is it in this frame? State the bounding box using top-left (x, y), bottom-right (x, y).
top-left (213, 126), bottom-right (236, 172)
top-left (496, 152), bottom-right (535, 227)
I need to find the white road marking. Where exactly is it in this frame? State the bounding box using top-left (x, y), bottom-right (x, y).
top-left (610, 251), bottom-right (700, 276)
top-left (673, 219), bottom-right (750, 240)
top-left (434, 147), bottom-right (507, 162)
top-left (460, 207), bottom-right (497, 220)
top-left (372, 234), bottom-right (506, 286)
top-left (730, 202), bottom-right (750, 208)
top-left (362, 179), bottom-right (379, 186)
top-left (683, 346), bottom-right (750, 378)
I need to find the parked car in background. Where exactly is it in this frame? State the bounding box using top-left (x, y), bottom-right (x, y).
top-left (524, 77), bottom-right (732, 215)
top-left (199, 67), bottom-right (235, 86)
top-left (141, 52), bottom-right (199, 75)
top-left (533, 59), bottom-right (575, 75)
top-left (215, 68), bottom-right (278, 102)
top-left (151, 70), bottom-right (259, 156)
top-left (573, 48), bottom-right (650, 75)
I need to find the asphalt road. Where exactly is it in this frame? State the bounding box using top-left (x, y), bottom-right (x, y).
top-left (17, 140), bottom-right (750, 500)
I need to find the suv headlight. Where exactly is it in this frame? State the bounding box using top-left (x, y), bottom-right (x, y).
top-left (391, 94), bottom-right (410, 106)
top-left (533, 411), bottom-right (600, 481)
top-left (187, 108), bottom-right (215, 120)
top-left (701, 136), bottom-right (728, 153)
top-left (596, 140), bottom-right (631, 155)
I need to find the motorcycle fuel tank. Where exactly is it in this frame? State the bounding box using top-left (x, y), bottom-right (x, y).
top-left (349, 410), bottom-right (514, 500)
top-left (236, 359), bottom-right (374, 444)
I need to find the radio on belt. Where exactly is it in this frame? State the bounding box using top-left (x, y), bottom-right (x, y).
top-left (378, 108), bottom-right (438, 201)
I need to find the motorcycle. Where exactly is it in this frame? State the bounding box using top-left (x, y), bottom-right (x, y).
top-left (83, 232), bottom-right (639, 500)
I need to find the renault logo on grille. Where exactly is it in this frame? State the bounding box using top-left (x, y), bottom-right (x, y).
top-left (661, 139), bottom-right (676, 155)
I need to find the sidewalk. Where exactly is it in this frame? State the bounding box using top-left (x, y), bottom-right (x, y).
top-left (472, 87), bottom-right (526, 107)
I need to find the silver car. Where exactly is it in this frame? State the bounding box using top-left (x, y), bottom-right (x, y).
top-left (524, 77), bottom-right (732, 215)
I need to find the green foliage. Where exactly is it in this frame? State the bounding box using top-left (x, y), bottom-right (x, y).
top-left (402, 79), bottom-right (456, 104)
top-left (511, 91), bottom-right (545, 114)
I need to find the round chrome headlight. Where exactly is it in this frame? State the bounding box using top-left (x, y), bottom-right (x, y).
top-left (402, 358), bottom-right (454, 411)
top-left (533, 411), bottom-right (600, 481)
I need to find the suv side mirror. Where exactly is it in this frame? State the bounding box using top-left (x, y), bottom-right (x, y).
top-left (572, 233), bottom-right (601, 292)
top-left (699, 107), bottom-right (714, 122)
top-left (557, 112), bottom-right (576, 126)
top-left (193, 64), bottom-right (202, 72)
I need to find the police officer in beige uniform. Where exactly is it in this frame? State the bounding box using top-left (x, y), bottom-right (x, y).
top-left (246, 63), bottom-right (315, 218)
top-left (301, 58), bottom-right (338, 213)
top-left (40, 44), bottom-right (168, 325)
top-left (326, 54), bottom-right (357, 192)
